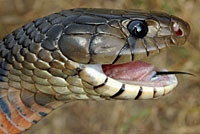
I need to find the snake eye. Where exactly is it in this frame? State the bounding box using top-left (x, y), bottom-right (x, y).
top-left (127, 20), bottom-right (148, 38)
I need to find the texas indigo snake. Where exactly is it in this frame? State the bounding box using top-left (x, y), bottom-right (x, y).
top-left (0, 8), bottom-right (190, 134)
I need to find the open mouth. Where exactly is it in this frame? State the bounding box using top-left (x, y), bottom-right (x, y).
top-left (102, 60), bottom-right (177, 87)
top-left (81, 60), bottom-right (182, 89)
top-left (79, 58), bottom-right (193, 100)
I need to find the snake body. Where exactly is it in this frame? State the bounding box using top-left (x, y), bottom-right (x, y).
top-left (0, 8), bottom-right (190, 134)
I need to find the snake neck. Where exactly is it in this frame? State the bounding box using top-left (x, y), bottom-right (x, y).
top-left (0, 81), bottom-right (64, 134)
top-left (0, 53), bottom-right (64, 133)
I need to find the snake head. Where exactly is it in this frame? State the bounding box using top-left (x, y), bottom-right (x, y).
top-left (57, 9), bottom-right (190, 100)
top-left (59, 9), bottom-right (190, 65)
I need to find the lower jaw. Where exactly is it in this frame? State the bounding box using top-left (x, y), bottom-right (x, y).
top-left (79, 62), bottom-right (178, 99)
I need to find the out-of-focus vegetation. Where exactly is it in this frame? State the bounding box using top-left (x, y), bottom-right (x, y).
top-left (0, 0), bottom-right (199, 134)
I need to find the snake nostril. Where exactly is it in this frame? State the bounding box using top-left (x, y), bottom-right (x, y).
top-left (175, 28), bottom-right (183, 36)
top-left (173, 23), bottom-right (183, 37)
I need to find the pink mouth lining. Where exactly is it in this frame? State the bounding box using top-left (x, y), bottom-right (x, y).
top-left (102, 61), bottom-right (171, 87)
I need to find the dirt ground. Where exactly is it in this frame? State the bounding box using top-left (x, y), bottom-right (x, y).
top-left (0, 0), bottom-right (200, 134)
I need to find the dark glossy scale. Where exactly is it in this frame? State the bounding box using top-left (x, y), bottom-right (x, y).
top-left (63, 23), bottom-right (96, 35)
top-left (41, 38), bottom-right (56, 51)
top-left (34, 18), bottom-right (46, 27)
top-left (0, 41), bottom-right (4, 49)
top-left (18, 35), bottom-right (27, 45)
top-left (21, 68), bottom-right (33, 76)
top-left (97, 24), bottom-right (124, 38)
top-left (26, 24), bottom-right (35, 35)
top-left (20, 90), bottom-right (35, 108)
top-left (29, 43), bottom-right (41, 54)
top-left (51, 50), bottom-right (67, 62)
top-left (150, 11), bottom-right (171, 27)
top-left (0, 75), bottom-right (8, 82)
top-left (0, 68), bottom-right (8, 76)
top-left (46, 24), bottom-right (64, 40)
top-left (3, 34), bottom-right (13, 42)
top-left (13, 28), bottom-right (25, 40)
top-left (20, 90), bottom-right (52, 118)
top-left (75, 15), bottom-right (108, 25)
top-left (24, 22), bottom-right (34, 30)
top-left (3, 34), bottom-right (14, 46)
top-left (51, 16), bottom-right (66, 25)
top-left (25, 52), bottom-right (37, 63)
top-left (49, 60), bottom-right (65, 69)
top-left (20, 48), bottom-right (28, 56)
top-left (48, 68), bottom-right (67, 78)
top-left (6, 52), bottom-right (14, 64)
top-left (46, 14), bottom-right (62, 22)
top-left (89, 34), bottom-right (126, 63)
top-left (38, 49), bottom-right (53, 62)
top-left (122, 10), bottom-right (150, 19)
top-left (58, 34), bottom-right (91, 63)
top-left (1, 61), bottom-right (11, 71)
top-left (22, 38), bottom-right (31, 48)
top-left (35, 93), bottom-right (56, 108)
top-left (14, 53), bottom-right (24, 63)
top-left (34, 33), bottom-right (45, 43)
top-left (38, 22), bottom-right (52, 34)
top-left (34, 60), bottom-right (50, 70)
top-left (7, 39), bottom-right (17, 49)
top-left (0, 49), bottom-right (9, 58)
top-left (72, 8), bottom-right (124, 19)
top-left (59, 10), bottom-right (79, 16)
top-left (30, 30), bottom-right (37, 40)
top-left (62, 15), bottom-right (80, 26)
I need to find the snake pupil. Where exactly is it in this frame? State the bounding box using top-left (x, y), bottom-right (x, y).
top-left (128, 20), bottom-right (148, 38)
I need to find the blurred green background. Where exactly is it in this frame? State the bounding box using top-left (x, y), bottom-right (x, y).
top-left (0, 0), bottom-right (199, 134)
